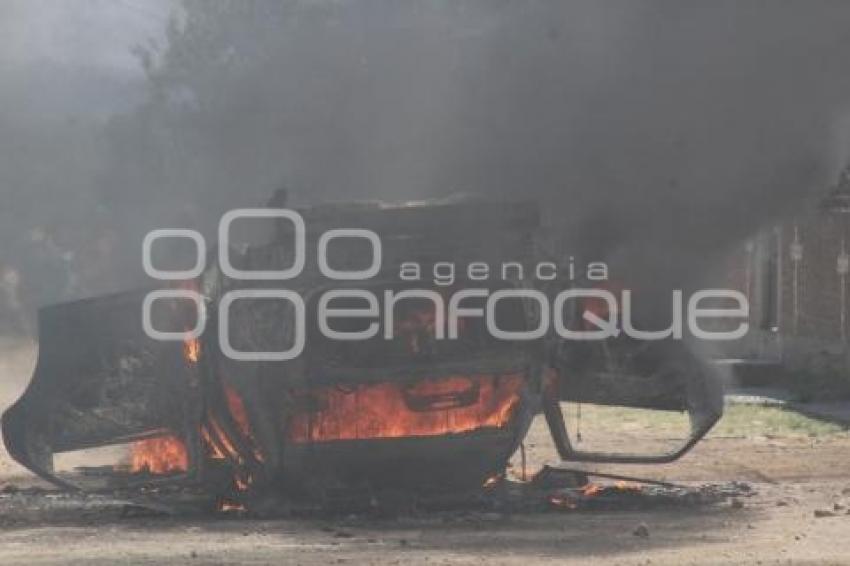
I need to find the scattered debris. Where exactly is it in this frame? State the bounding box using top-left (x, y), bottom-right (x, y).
top-left (531, 466), bottom-right (588, 489)
top-left (0, 472), bottom-right (755, 523)
top-left (632, 522), bottom-right (650, 538)
top-left (544, 481), bottom-right (754, 513)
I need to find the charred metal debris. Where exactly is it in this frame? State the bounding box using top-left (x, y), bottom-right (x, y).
top-left (2, 199), bottom-right (722, 510)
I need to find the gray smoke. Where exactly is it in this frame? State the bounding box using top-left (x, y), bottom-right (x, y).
top-left (4, 1), bottom-right (850, 311)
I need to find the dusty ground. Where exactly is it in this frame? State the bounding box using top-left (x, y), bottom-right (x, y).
top-left (1, 338), bottom-right (850, 565)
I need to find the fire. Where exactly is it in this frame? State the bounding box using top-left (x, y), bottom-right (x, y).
top-left (548, 481), bottom-right (645, 510)
top-left (184, 337), bottom-right (201, 364)
top-left (201, 425), bottom-right (227, 460)
top-left (223, 384), bottom-right (253, 439)
top-left (207, 417), bottom-right (242, 462)
top-left (218, 499), bottom-right (246, 513)
top-left (130, 435), bottom-right (189, 475)
top-left (580, 482), bottom-right (641, 498)
top-left (288, 373), bottom-right (523, 443)
top-left (127, 336), bottom-right (198, 476)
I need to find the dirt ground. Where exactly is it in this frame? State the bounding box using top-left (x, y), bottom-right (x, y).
top-left (2, 338), bottom-right (850, 565)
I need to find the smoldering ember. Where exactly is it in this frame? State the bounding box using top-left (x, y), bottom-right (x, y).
top-left (4, 2), bottom-right (850, 566)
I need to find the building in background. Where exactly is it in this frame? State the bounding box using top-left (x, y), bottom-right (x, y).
top-left (721, 169), bottom-right (850, 376)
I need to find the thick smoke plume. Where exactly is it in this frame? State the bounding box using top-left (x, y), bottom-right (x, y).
top-left (4, 1), bottom-right (850, 315)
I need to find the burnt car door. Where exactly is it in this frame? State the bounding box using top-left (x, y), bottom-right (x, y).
top-left (1, 288), bottom-right (205, 489)
top-left (545, 303), bottom-right (723, 464)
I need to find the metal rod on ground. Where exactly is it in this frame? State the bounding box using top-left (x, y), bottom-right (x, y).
top-left (552, 467), bottom-right (682, 489)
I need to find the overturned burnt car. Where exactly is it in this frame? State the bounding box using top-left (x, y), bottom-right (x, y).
top-left (2, 199), bottom-right (722, 505)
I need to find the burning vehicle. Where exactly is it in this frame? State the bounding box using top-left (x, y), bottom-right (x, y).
top-left (1, 199), bottom-right (722, 507)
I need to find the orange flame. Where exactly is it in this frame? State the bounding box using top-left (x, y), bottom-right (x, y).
top-left (218, 499), bottom-right (246, 512)
top-left (184, 337), bottom-right (201, 364)
top-left (223, 384), bottom-right (252, 439)
top-left (130, 435), bottom-right (189, 475)
top-left (288, 374), bottom-right (523, 443)
top-left (201, 425), bottom-right (226, 460)
top-left (127, 335), bottom-right (197, 475)
top-left (208, 417), bottom-right (242, 462)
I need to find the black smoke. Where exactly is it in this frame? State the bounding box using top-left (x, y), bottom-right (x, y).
top-left (5, 1), bottom-right (850, 315)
